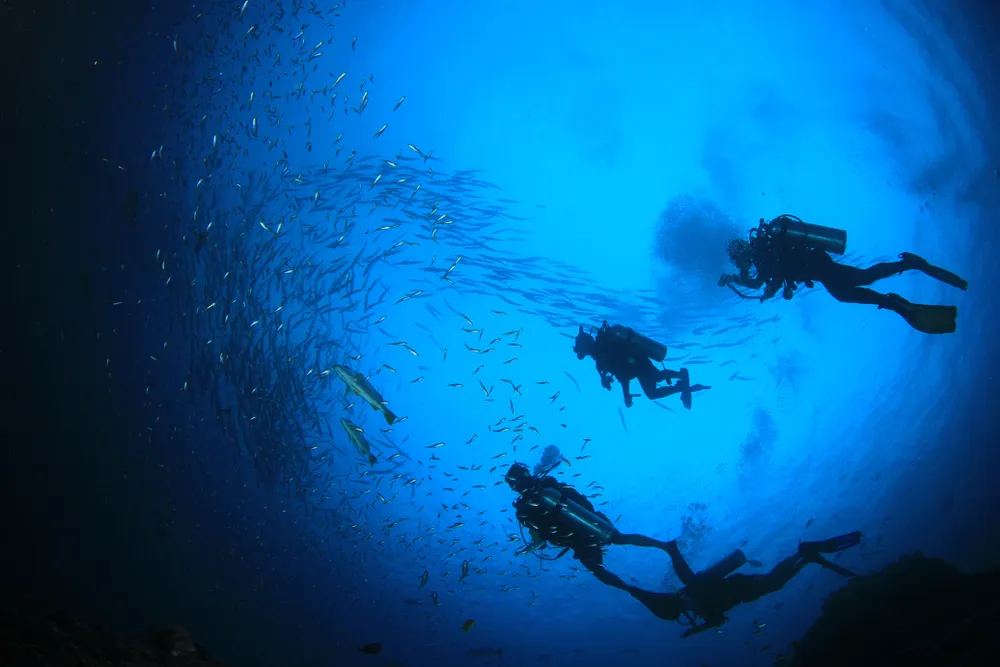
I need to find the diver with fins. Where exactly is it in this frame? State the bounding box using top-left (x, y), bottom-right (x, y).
top-left (589, 531), bottom-right (863, 637)
top-left (719, 215), bottom-right (968, 334)
top-left (505, 462), bottom-right (675, 566)
top-left (573, 321), bottom-right (711, 409)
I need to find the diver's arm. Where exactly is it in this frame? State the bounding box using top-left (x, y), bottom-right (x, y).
top-left (514, 498), bottom-right (529, 524)
top-left (515, 525), bottom-right (546, 555)
top-left (720, 273), bottom-right (761, 289)
top-left (720, 266), bottom-right (764, 289)
top-left (514, 499), bottom-right (546, 550)
top-left (759, 280), bottom-right (782, 302)
top-left (718, 273), bottom-right (738, 287)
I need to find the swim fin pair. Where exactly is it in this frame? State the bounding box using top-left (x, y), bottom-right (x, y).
top-left (900, 253), bottom-right (968, 291)
top-left (881, 293), bottom-right (957, 335)
top-left (798, 531), bottom-right (861, 577)
top-left (678, 368), bottom-right (712, 410)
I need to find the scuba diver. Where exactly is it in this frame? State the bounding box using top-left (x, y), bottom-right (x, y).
top-left (573, 321), bottom-right (711, 409)
top-left (588, 531), bottom-right (862, 637)
top-left (505, 462), bottom-right (674, 566)
top-left (719, 215), bottom-right (968, 334)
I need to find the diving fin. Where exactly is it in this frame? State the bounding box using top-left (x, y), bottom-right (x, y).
top-left (800, 531), bottom-right (862, 554)
top-left (883, 293), bottom-right (957, 335)
top-left (901, 253), bottom-right (968, 291)
top-left (678, 370), bottom-right (712, 410)
top-left (806, 553), bottom-right (857, 577)
top-left (798, 532), bottom-right (861, 577)
top-left (679, 368), bottom-right (692, 409)
top-left (683, 384), bottom-right (712, 410)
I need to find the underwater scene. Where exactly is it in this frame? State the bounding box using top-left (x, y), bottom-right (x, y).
top-left (3, 1), bottom-right (1000, 666)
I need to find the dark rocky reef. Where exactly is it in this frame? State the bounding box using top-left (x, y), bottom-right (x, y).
top-left (0, 589), bottom-right (229, 667)
top-left (783, 553), bottom-right (1000, 667)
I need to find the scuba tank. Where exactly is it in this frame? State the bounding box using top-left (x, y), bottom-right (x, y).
top-left (534, 486), bottom-right (616, 546)
top-left (765, 214), bottom-right (847, 255)
top-left (601, 323), bottom-right (668, 363)
top-left (698, 549), bottom-right (747, 579)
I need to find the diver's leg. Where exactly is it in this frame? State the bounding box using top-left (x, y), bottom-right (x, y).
top-left (640, 367), bottom-right (695, 401)
top-left (822, 257), bottom-right (908, 288)
top-left (639, 371), bottom-right (684, 397)
top-left (643, 384), bottom-right (685, 399)
top-left (657, 368), bottom-right (683, 383)
top-left (642, 383), bottom-right (710, 406)
top-left (899, 253), bottom-right (968, 290)
top-left (636, 373), bottom-right (660, 398)
top-left (729, 555), bottom-right (806, 605)
top-left (823, 271), bottom-right (958, 334)
top-left (670, 368), bottom-right (708, 410)
top-left (588, 563), bottom-right (632, 590)
top-left (815, 255), bottom-right (931, 309)
top-left (575, 545), bottom-right (605, 568)
top-left (635, 359), bottom-right (667, 397)
top-left (821, 280), bottom-right (895, 307)
top-left (590, 565), bottom-right (684, 622)
top-left (664, 541), bottom-right (699, 587)
top-left (799, 531), bottom-right (862, 555)
top-left (823, 254), bottom-right (967, 292)
top-left (851, 289), bottom-right (958, 334)
top-left (815, 254), bottom-right (895, 306)
top-left (613, 532), bottom-right (674, 551)
top-left (798, 531), bottom-right (862, 576)
top-left (740, 540), bottom-right (860, 597)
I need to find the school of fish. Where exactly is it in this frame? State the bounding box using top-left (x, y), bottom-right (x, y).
top-left (114, 0), bottom-right (791, 661)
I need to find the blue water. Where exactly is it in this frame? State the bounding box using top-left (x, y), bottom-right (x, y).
top-left (3, 1), bottom-right (999, 666)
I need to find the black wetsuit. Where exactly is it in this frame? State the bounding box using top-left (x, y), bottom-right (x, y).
top-left (590, 536), bottom-right (858, 636)
top-left (514, 476), bottom-right (671, 566)
top-left (591, 326), bottom-right (683, 407)
top-left (729, 241), bottom-right (931, 309)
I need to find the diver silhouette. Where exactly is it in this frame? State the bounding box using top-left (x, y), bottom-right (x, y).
top-left (588, 532), bottom-right (862, 637)
top-left (573, 321), bottom-right (710, 409)
top-left (505, 462), bottom-right (673, 566)
top-left (720, 215), bottom-right (967, 334)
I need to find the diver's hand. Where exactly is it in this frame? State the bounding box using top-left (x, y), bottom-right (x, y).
top-left (718, 274), bottom-right (733, 287)
top-left (601, 375), bottom-right (612, 390)
top-left (624, 395), bottom-right (633, 408)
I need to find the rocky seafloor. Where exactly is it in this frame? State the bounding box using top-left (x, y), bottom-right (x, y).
top-left (0, 589), bottom-right (228, 667)
top-left (3, 554), bottom-right (1000, 667)
top-left (781, 553), bottom-right (1000, 667)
